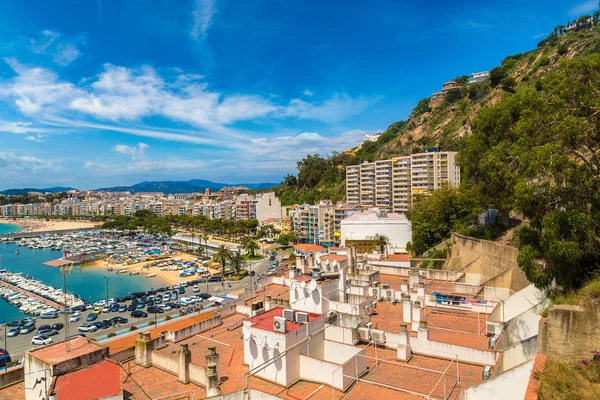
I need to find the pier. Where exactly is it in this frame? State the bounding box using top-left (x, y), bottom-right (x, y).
top-left (0, 278), bottom-right (64, 310)
top-left (0, 227), bottom-right (93, 240)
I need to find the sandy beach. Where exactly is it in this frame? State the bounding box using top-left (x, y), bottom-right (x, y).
top-left (84, 251), bottom-right (222, 286)
top-left (2, 218), bottom-right (100, 233)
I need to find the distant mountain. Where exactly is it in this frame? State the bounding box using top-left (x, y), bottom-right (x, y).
top-left (0, 187), bottom-right (76, 196)
top-left (96, 179), bottom-right (277, 194)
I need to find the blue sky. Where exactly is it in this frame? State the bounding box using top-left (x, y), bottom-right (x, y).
top-left (0, 0), bottom-right (596, 190)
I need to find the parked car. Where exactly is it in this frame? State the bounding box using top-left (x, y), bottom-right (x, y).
top-left (0, 349), bottom-right (11, 369)
top-left (37, 325), bottom-right (51, 333)
top-left (78, 324), bottom-right (98, 333)
top-left (7, 320), bottom-right (23, 327)
top-left (193, 286), bottom-right (200, 293)
top-left (165, 302), bottom-right (181, 309)
top-left (71, 305), bottom-right (87, 312)
top-left (155, 295), bottom-right (163, 303)
top-left (119, 305), bottom-right (127, 312)
top-left (208, 276), bottom-right (222, 282)
top-left (110, 304), bottom-right (120, 312)
top-left (86, 313), bottom-right (98, 322)
top-left (249, 271), bottom-right (256, 276)
top-left (52, 323), bottom-right (64, 331)
top-left (147, 306), bottom-right (164, 314)
top-left (101, 319), bottom-right (114, 327)
top-left (269, 255), bottom-right (276, 261)
top-left (171, 291), bottom-right (178, 299)
top-left (20, 323), bottom-right (36, 334)
top-left (93, 300), bottom-right (106, 307)
top-left (164, 294), bottom-right (171, 301)
top-left (31, 335), bottom-right (52, 345)
top-left (37, 328), bottom-right (59, 337)
top-left (102, 306), bottom-right (111, 313)
top-left (131, 310), bottom-right (148, 318)
top-left (7, 328), bottom-right (20, 337)
top-left (92, 307), bottom-right (102, 315)
top-left (70, 313), bottom-right (82, 322)
top-left (111, 316), bottom-right (129, 325)
top-left (127, 304), bottom-right (137, 312)
top-left (178, 286), bottom-right (186, 294)
top-left (160, 305), bottom-right (171, 312)
top-left (198, 293), bottom-right (211, 300)
top-left (40, 311), bottom-right (58, 319)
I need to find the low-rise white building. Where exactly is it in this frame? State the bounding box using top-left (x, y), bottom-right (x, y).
top-left (340, 209), bottom-right (412, 253)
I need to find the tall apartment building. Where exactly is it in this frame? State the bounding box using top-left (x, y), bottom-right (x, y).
top-left (346, 150), bottom-right (460, 212)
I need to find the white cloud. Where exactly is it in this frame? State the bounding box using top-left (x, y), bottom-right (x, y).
top-left (0, 152), bottom-right (51, 172)
top-left (0, 121), bottom-right (33, 134)
top-left (283, 93), bottom-right (380, 124)
top-left (303, 89), bottom-right (314, 96)
top-left (112, 142), bottom-right (149, 159)
top-left (24, 134), bottom-right (46, 143)
top-left (190, 0), bottom-right (216, 41)
top-left (569, 0), bottom-right (598, 17)
top-left (1, 57), bottom-right (81, 114)
top-left (29, 29), bottom-right (82, 66)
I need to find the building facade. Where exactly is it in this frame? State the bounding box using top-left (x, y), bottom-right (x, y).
top-left (345, 150), bottom-right (460, 212)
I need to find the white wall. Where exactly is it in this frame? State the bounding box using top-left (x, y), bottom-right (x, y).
top-left (256, 193), bottom-right (282, 221)
top-left (497, 337), bottom-right (538, 374)
top-left (341, 218), bottom-right (412, 252)
top-left (490, 284), bottom-right (547, 323)
top-left (459, 359), bottom-right (534, 400)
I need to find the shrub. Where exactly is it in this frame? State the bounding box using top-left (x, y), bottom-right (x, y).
top-left (130, 325), bottom-right (138, 331)
top-left (444, 88), bottom-right (463, 104)
top-left (558, 45), bottom-right (568, 55)
top-left (107, 332), bottom-right (116, 338)
top-left (179, 311), bottom-right (186, 316)
top-left (490, 66), bottom-right (506, 87)
top-left (165, 315), bottom-right (172, 321)
top-left (500, 76), bottom-right (516, 92)
top-left (537, 56), bottom-right (550, 68)
top-left (411, 98), bottom-right (432, 117)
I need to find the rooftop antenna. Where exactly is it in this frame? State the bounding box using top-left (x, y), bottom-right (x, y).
top-left (351, 319), bottom-right (360, 329)
top-left (308, 279), bottom-right (317, 292)
top-left (256, 333), bottom-right (265, 346)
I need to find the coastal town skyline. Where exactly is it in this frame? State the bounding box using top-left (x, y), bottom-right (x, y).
top-left (0, 0), bottom-right (587, 189)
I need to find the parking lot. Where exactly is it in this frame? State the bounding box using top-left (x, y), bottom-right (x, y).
top-left (0, 251), bottom-right (280, 361)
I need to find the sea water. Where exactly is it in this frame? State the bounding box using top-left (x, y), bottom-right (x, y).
top-left (0, 223), bottom-right (21, 235)
top-left (0, 242), bottom-right (168, 323)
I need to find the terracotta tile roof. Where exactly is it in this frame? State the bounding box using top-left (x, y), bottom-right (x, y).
top-left (320, 254), bottom-right (347, 262)
top-left (384, 254), bottom-right (411, 262)
top-left (294, 244), bottom-right (326, 253)
top-left (53, 359), bottom-right (121, 400)
top-left (524, 353), bottom-right (547, 400)
top-left (329, 247), bottom-right (347, 251)
top-left (28, 336), bottom-right (106, 366)
top-left (246, 307), bottom-right (321, 333)
top-left (0, 381), bottom-right (25, 400)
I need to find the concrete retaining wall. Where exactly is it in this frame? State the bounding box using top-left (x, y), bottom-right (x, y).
top-left (0, 366), bottom-right (24, 389)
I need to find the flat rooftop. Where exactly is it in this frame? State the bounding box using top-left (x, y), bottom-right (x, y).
top-left (379, 274), bottom-right (479, 299)
top-left (246, 307), bottom-right (321, 333)
top-left (370, 301), bottom-right (492, 351)
top-left (28, 336), bottom-right (106, 365)
top-left (245, 283), bottom-right (290, 307)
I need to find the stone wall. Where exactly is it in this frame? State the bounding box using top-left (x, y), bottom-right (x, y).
top-left (0, 366), bottom-right (24, 389)
top-left (538, 304), bottom-right (600, 361)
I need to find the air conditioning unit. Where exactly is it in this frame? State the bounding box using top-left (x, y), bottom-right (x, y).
top-left (363, 305), bottom-right (372, 316)
top-left (486, 321), bottom-right (502, 337)
top-left (283, 309), bottom-right (296, 322)
top-left (482, 365), bottom-right (491, 380)
top-left (273, 316), bottom-right (287, 333)
top-left (372, 287), bottom-right (380, 300)
top-left (371, 281), bottom-right (379, 287)
top-left (488, 334), bottom-right (500, 349)
top-left (371, 329), bottom-right (386, 345)
top-left (296, 311), bottom-right (309, 324)
top-left (381, 283), bottom-right (390, 290)
top-left (326, 311), bottom-right (338, 325)
top-left (386, 289), bottom-right (395, 303)
top-left (357, 327), bottom-right (371, 342)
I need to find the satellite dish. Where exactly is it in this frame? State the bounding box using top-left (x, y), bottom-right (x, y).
top-left (242, 325), bottom-right (251, 341)
top-left (256, 333), bottom-right (265, 346)
top-left (300, 281), bottom-right (307, 289)
top-left (309, 279), bottom-right (317, 292)
top-left (351, 319), bottom-right (359, 329)
top-left (267, 333), bottom-right (277, 350)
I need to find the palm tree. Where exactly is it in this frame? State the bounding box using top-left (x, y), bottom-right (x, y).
top-left (374, 234), bottom-right (390, 255)
top-left (215, 244), bottom-right (231, 277)
top-left (243, 239), bottom-right (259, 258)
top-left (202, 232), bottom-right (209, 258)
top-left (230, 251), bottom-right (245, 276)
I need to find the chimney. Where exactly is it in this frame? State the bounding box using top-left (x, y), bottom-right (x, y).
top-left (417, 282), bottom-right (425, 298)
top-left (206, 362), bottom-right (220, 397)
top-left (347, 245), bottom-right (356, 274)
top-left (400, 280), bottom-right (408, 293)
top-left (265, 295), bottom-right (272, 310)
top-left (205, 345), bottom-right (221, 377)
top-left (408, 269), bottom-right (419, 289)
top-left (177, 343), bottom-right (191, 383)
top-left (397, 322), bottom-right (412, 362)
top-left (135, 332), bottom-right (154, 367)
top-left (289, 266), bottom-right (297, 279)
top-left (411, 302), bottom-right (421, 332)
top-left (402, 294), bottom-right (412, 323)
top-left (418, 320), bottom-right (430, 341)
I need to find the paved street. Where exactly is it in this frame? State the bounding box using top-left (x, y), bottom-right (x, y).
top-left (0, 250), bottom-right (279, 361)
